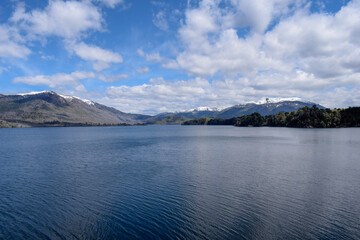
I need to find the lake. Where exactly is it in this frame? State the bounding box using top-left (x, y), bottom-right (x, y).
top-left (0, 126), bottom-right (359, 239)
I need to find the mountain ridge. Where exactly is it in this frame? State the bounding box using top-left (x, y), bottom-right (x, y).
top-left (0, 91), bottom-right (151, 127)
top-left (149, 100), bottom-right (325, 123)
top-left (1, 91), bottom-right (326, 127)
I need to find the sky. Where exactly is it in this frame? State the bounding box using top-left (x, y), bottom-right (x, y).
top-left (0, 0), bottom-right (359, 114)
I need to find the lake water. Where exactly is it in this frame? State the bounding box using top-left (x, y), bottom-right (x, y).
top-left (0, 126), bottom-right (359, 239)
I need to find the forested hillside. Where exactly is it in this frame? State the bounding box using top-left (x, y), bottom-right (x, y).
top-left (183, 106), bottom-right (360, 128)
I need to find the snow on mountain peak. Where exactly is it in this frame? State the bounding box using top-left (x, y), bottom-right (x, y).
top-left (58, 94), bottom-right (95, 106)
top-left (177, 98), bottom-right (305, 113)
top-left (190, 106), bottom-right (222, 112)
top-left (251, 97), bottom-right (302, 105)
top-left (17, 90), bottom-right (54, 96)
top-left (15, 91), bottom-right (95, 106)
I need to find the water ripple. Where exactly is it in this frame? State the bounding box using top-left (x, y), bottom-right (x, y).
top-left (1, 126), bottom-right (360, 239)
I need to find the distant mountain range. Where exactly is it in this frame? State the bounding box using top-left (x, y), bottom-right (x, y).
top-left (148, 98), bottom-right (325, 124)
top-left (0, 91), bottom-right (325, 127)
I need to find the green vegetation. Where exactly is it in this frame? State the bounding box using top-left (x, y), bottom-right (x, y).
top-left (149, 115), bottom-right (192, 125)
top-left (0, 120), bottom-right (31, 128)
top-left (0, 120), bottom-right (135, 128)
top-left (182, 106), bottom-right (360, 128)
top-left (183, 117), bottom-right (238, 126)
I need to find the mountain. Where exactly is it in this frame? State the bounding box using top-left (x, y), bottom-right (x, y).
top-left (0, 92), bottom-right (326, 127)
top-left (183, 106), bottom-right (360, 128)
top-left (216, 100), bottom-right (325, 119)
top-left (0, 91), bottom-right (151, 127)
top-left (150, 98), bottom-right (325, 124)
top-left (148, 108), bottom-right (218, 123)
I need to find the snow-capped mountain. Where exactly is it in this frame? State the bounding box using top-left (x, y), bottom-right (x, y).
top-left (175, 97), bottom-right (310, 114)
top-left (251, 97), bottom-right (303, 105)
top-left (0, 91), bottom-right (151, 127)
top-left (150, 98), bottom-right (325, 123)
top-left (187, 106), bottom-right (223, 112)
top-left (17, 91), bottom-right (95, 106)
top-left (217, 100), bottom-right (324, 119)
top-left (0, 91), bottom-right (325, 127)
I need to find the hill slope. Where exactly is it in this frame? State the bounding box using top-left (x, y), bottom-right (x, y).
top-left (0, 91), bottom-right (151, 127)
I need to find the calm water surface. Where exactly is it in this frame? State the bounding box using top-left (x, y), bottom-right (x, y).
top-left (0, 126), bottom-right (359, 239)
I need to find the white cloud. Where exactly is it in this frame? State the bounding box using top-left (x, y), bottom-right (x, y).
top-left (153, 11), bottom-right (169, 31)
top-left (175, 0), bottom-right (292, 77)
top-left (138, 50), bottom-right (179, 69)
top-left (71, 42), bottom-right (123, 71)
top-left (4, 1), bottom-right (122, 72)
top-left (177, 31), bottom-right (274, 76)
top-left (105, 77), bottom-right (209, 113)
top-left (134, 0), bottom-right (360, 110)
top-left (98, 74), bottom-right (129, 82)
top-left (40, 55), bottom-right (55, 60)
top-left (11, 1), bottom-right (103, 39)
top-left (13, 71), bottom-right (95, 88)
top-left (263, 1), bottom-right (360, 78)
top-left (145, 52), bottom-right (164, 62)
top-left (96, 0), bottom-right (124, 8)
top-left (92, 62), bottom-right (112, 72)
top-left (102, 73), bottom-right (360, 114)
top-left (0, 25), bottom-right (31, 59)
top-left (0, 66), bottom-right (7, 75)
top-left (137, 49), bottom-right (145, 57)
top-left (136, 66), bottom-right (150, 74)
top-left (173, 0), bottom-right (360, 80)
top-left (227, 0), bottom-right (301, 33)
top-left (72, 42), bottom-right (122, 62)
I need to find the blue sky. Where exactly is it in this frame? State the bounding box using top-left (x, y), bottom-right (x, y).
top-left (0, 0), bottom-right (359, 114)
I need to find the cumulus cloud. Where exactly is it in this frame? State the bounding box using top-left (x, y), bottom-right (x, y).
top-left (104, 0), bottom-right (360, 114)
top-left (4, 1), bottom-right (123, 72)
top-left (131, 0), bottom-right (358, 111)
top-left (102, 73), bottom-right (360, 114)
top-left (263, 1), bottom-right (360, 78)
top-left (175, 0), bottom-right (291, 76)
top-left (227, 0), bottom-right (302, 33)
top-left (71, 42), bottom-right (123, 71)
top-left (11, 1), bottom-right (103, 39)
top-left (13, 71), bottom-right (95, 88)
top-left (0, 25), bottom-right (31, 58)
top-left (173, 0), bottom-right (360, 80)
top-left (104, 77), bottom-right (210, 113)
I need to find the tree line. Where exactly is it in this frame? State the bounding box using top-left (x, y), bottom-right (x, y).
top-left (182, 106), bottom-right (360, 128)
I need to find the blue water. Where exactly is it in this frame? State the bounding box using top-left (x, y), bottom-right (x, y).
top-left (0, 126), bottom-right (359, 239)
